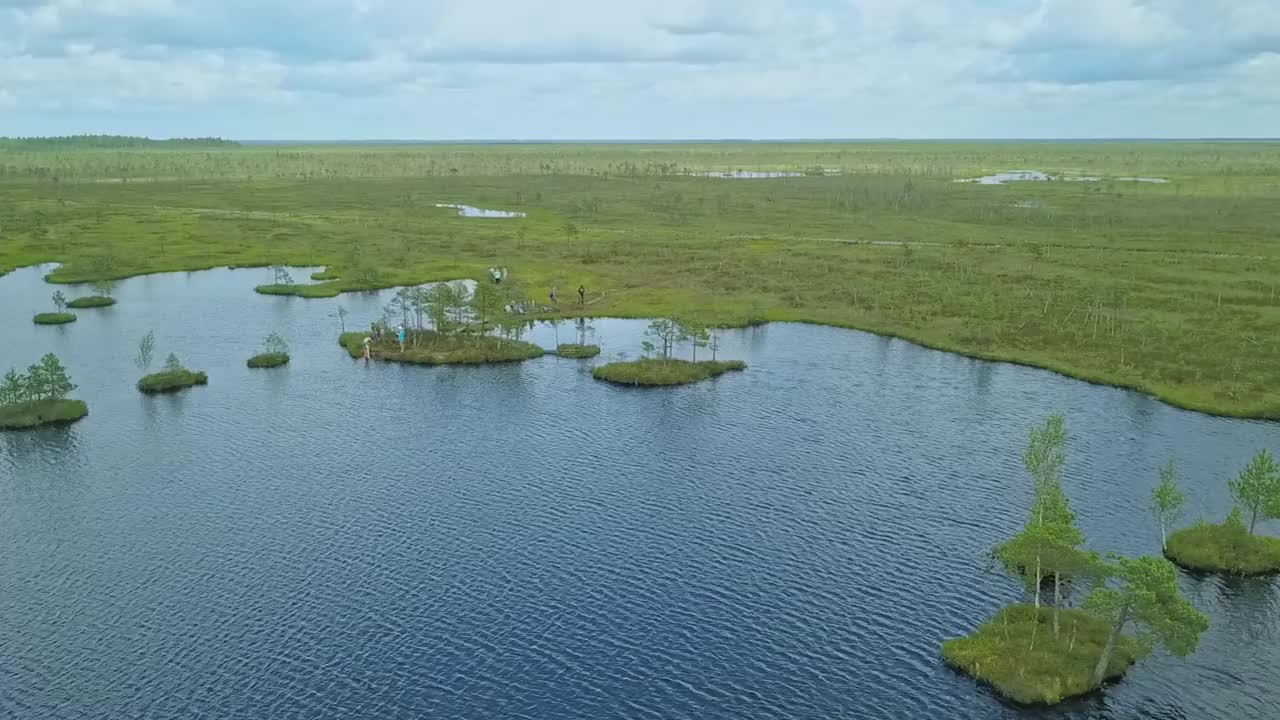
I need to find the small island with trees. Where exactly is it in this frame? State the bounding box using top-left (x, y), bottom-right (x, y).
top-left (591, 317), bottom-right (745, 386)
top-left (247, 332), bottom-right (291, 368)
top-left (67, 280), bottom-right (117, 309)
top-left (1161, 451), bottom-right (1280, 576)
top-left (0, 354), bottom-right (88, 430)
top-left (556, 344), bottom-right (601, 359)
top-left (33, 291), bottom-right (77, 325)
top-left (339, 281), bottom-right (545, 365)
top-left (134, 332), bottom-right (208, 393)
top-left (941, 415), bottom-right (1209, 706)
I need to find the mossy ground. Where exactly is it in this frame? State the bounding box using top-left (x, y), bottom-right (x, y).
top-left (1165, 522), bottom-right (1280, 576)
top-left (247, 352), bottom-right (290, 368)
top-left (4, 143), bottom-right (1280, 417)
top-left (137, 369), bottom-right (209, 393)
top-left (942, 605), bottom-right (1144, 706)
top-left (556, 344), bottom-right (601, 358)
top-left (340, 330), bottom-right (544, 365)
top-left (591, 358), bottom-right (746, 386)
top-left (33, 312), bottom-right (76, 325)
top-left (0, 399), bottom-right (89, 429)
top-left (67, 296), bottom-right (116, 308)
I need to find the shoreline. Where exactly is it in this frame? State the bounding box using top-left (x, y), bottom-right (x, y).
top-left (3, 262), bottom-right (1276, 421)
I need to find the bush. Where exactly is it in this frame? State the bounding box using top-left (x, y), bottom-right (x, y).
top-left (0, 399), bottom-right (89, 430)
top-left (137, 369), bottom-right (209, 394)
top-left (33, 312), bottom-right (77, 325)
top-left (1165, 515), bottom-right (1280, 576)
top-left (557, 344), bottom-right (601, 358)
top-left (67, 296), bottom-right (116, 308)
top-left (941, 605), bottom-right (1144, 706)
top-left (592, 358), bottom-right (746, 386)
top-left (247, 352), bottom-right (290, 369)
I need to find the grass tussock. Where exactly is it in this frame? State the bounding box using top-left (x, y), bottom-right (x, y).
top-left (0, 399), bottom-right (89, 430)
top-left (1165, 521), bottom-right (1280, 576)
top-left (340, 331), bottom-right (544, 365)
top-left (942, 605), bottom-right (1144, 706)
top-left (137, 369), bottom-right (209, 393)
top-left (247, 352), bottom-right (290, 369)
top-left (33, 312), bottom-right (76, 325)
top-left (592, 358), bottom-right (746, 386)
top-left (67, 296), bottom-right (116, 308)
top-left (556, 344), bottom-right (601, 358)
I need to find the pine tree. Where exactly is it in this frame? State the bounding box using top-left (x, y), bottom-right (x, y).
top-left (38, 354), bottom-right (75, 399)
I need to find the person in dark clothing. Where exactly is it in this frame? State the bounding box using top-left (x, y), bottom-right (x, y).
top-left (577, 285), bottom-right (585, 305)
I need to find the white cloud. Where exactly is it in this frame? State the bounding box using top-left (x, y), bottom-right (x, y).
top-left (0, 0), bottom-right (1275, 138)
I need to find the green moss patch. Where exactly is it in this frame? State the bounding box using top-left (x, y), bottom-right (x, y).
top-left (0, 399), bottom-right (89, 430)
top-left (67, 296), bottom-right (116, 308)
top-left (33, 312), bottom-right (77, 325)
top-left (942, 605), bottom-right (1144, 706)
top-left (137, 369), bottom-right (209, 394)
top-left (556, 344), bottom-right (601, 358)
top-left (1166, 521), bottom-right (1280, 576)
top-left (310, 269), bottom-right (341, 281)
top-left (592, 358), bottom-right (746, 386)
top-left (247, 352), bottom-right (290, 369)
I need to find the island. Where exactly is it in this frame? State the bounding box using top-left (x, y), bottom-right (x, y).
top-left (247, 333), bottom-right (291, 369)
top-left (556, 344), bottom-right (601, 358)
top-left (941, 605), bottom-right (1143, 705)
top-left (0, 354), bottom-right (88, 430)
top-left (1163, 451), bottom-right (1280, 576)
top-left (340, 329), bottom-right (544, 365)
top-left (138, 354), bottom-right (208, 393)
top-left (67, 295), bottom-right (117, 308)
top-left (591, 358), bottom-right (746, 386)
top-left (33, 312), bottom-right (77, 325)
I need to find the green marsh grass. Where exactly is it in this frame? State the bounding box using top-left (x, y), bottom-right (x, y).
top-left (0, 399), bottom-right (89, 430)
top-left (592, 358), bottom-right (746, 386)
top-left (4, 142), bottom-right (1279, 416)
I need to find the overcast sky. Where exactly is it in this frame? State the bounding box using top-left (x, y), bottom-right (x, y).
top-left (1, 0), bottom-right (1277, 140)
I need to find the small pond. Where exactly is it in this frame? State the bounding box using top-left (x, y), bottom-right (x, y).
top-left (435, 203), bottom-right (527, 218)
top-left (959, 171), bottom-right (1169, 185)
top-left (1, 264), bottom-right (1277, 720)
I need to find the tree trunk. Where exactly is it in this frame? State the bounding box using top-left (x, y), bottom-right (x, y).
top-left (1091, 602), bottom-right (1130, 688)
top-left (1033, 556), bottom-right (1042, 610)
top-left (1249, 508), bottom-right (1258, 535)
top-left (1160, 519), bottom-right (1167, 551)
top-left (1052, 571), bottom-right (1061, 640)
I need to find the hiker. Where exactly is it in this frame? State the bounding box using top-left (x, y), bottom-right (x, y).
top-left (577, 284), bottom-right (585, 305)
top-left (549, 286), bottom-right (557, 305)
top-left (397, 325), bottom-right (406, 351)
top-left (490, 267), bottom-right (500, 284)
top-left (362, 337), bottom-right (372, 361)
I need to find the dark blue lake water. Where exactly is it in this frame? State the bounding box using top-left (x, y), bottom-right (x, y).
top-left (1, 265), bottom-right (1277, 720)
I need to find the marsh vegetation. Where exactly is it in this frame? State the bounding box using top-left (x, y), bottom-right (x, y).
top-left (0, 353), bottom-right (86, 429)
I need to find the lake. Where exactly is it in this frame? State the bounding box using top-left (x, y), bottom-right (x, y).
top-left (1, 265), bottom-right (1276, 720)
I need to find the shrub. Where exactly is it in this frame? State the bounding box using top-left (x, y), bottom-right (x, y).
top-left (1165, 514), bottom-right (1280, 576)
top-left (247, 352), bottom-right (290, 369)
top-left (137, 369), bottom-right (208, 394)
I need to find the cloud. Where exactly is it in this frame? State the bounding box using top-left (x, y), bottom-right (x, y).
top-left (0, 0), bottom-right (1276, 138)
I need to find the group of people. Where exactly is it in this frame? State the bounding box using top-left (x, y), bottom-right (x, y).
top-left (488, 267), bottom-right (508, 284)
top-left (548, 285), bottom-right (587, 306)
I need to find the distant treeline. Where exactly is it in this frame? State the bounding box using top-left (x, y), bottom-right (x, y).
top-left (0, 135), bottom-right (239, 150)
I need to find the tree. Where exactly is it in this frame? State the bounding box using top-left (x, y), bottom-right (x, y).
top-left (52, 290), bottom-right (67, 313)
top-left (677, 316), bottom-right (710, 362)
top-left (335, 305), bottom-right (349, 333)
top-left (1151, 460), bottom-right (1187, 551)
top-left (135, 331), bottom-right (156, 372)
top-left (426, 283), bottom-right (455, 336)
top-left (1, 369), bottom-right (26, 405)
top-left (1228, 450), bottom-right (1280, 535)
top-left (644, 319), bottom-right (680, 360)
top-left (35, 354), bottom-right (75, 399)
top-left (264, 332), bottom-right (289, 356)
top-left (271, 265), bottom-right (294, 286)
top-left (25, 360), bottom-right (49, 400)
top-left (1084, 555), bottom-right (1209, 689)
top-left (996, 413), bottom-right (1091, 643)
top-left (471, 281), bottom-right (503, 335)
top-left (708, 328), bottom-right (721, 361)
top-left (164, 353), bottom-right (183, 373)
top-left (91, 278), bottom-right (115, 298)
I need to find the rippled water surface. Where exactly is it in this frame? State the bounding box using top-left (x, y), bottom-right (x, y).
top-left (959, 171), bottom-right (1170, 185)
top-left (1, 265), bottom-right (1277, 720)
top-left (434, 203), bottom-right (527, 218)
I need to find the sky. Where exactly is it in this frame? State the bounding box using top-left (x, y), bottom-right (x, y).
top-left (0, 0), bottom-right (1278, 140)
